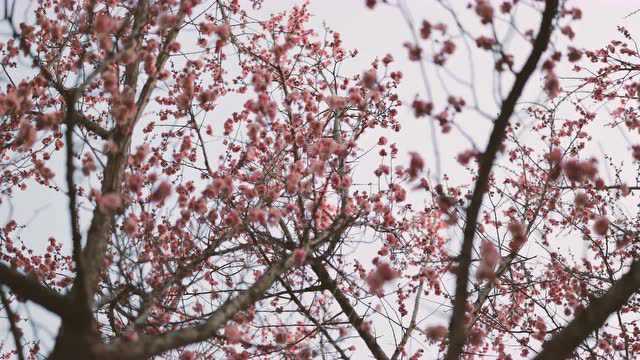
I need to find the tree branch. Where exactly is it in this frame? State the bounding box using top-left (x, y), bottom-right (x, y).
top-left (444, 1), bottom-right (559, 358)
top-left (311, 261), bottom-right (390, 360)
top-left (534, 260), bottom-right (640, 359)
top-left (63, 93), bottom-right (92, 312)
top-left (70, 112), bottom-right (110, 139)
top-left (28, 111), bottom-right (110, 139)
top-left (0, 263), bottom-right (69, 317)
top-left (104, 218), bottom-right (350, 358)
top-left (391, 281), bottom-right (423, 360)
top-left (80, 0), bottom-right (178, 303)
top-left (276, 275), bottom-right (350, 360)
top-left (0, 287), bottom-right (25, 360)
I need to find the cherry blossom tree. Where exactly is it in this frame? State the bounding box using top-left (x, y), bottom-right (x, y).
top-left (2, 0), bottom-right (640, 359)
top-left (0, 0), bottom-right (406, 358)
top-left (361, 0), bottom-right (640, 359)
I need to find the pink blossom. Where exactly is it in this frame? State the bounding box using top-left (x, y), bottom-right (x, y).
top-left (248, 208), bottom-right (266, 225)
top-left (224, 323), bottom-right (242, 344)
top-left (286, 172), bottom-right (301, 193)
top-left (82, 154), bottom-right (97, 176)
top-left (548, 148), bottom-right (562, 163)
top-left (180, 351), bottom-right (196, 360)
top-left (408, 152), bottom-right (424, 180)
top-left (544, 71), bottom-right (561, 98)
top-left (123, 331), bottom-right (139, 342)
top-left (508, 221), bottom-right (526, 251)
top-left (633, 145), bottom-right (640, 161)
top-left (420, 21), bottom-right (432, 39)
top-left (213, 23), bottom-right (231, 41)
top-left (123, 215), bottom-right (138, 236)
top-left (362, 69), bottom-right (377, 89)
top-left (404, 43), bottom-right (422, 61)
top-left (99, 193), bottom-right (122, 213)
top-left (593, 216), bottom-right (609, 236)
top-left (17, 121), bottom-right (37, 149)
top-left (475, 36), bottom-right (495, 50)
top-left (477, 240), bottom-right (500, 280)
top-left (457, 150), bottom-right (476, 166)
top-left (567, 47), bottom-right (583, 62)
top-left (475, 0), bottom-right (494, 24)
top-left (199, 22), bottom-right (215, 35)
top-left (151, 181), bottom-right (172, 202)
top-left (94, 13), bottom-right (114, 35)
top-left (425, 325), bottom-right (448, 341)
top-left (562, 159), bottom-right (598, 183)
top-left (127, 174), bottom-right (144, 193)
top-left (225, 210), bottom-right (241, 227)
top-left (367, 262), bottom-right (399, 295)
top-left (293, 249), bottom-right (307, 266)
top-left (412, 99), bottom-right (433, 117)
top-left (325, 95), bottom-right (347, 110)
top-left (274, 331), bottom-right (288, 344)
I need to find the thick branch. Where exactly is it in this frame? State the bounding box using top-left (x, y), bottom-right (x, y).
top-left (108, 254), bottom-right (295, 357)
top-left (534, 261), bottom-right (640, 359)
top-left (80, 1), bottom-right (179, 303)
top-left (312, 261), bottom-right (390, 360)
top-left (444, 1), bottom-right (558, 358)
top-left (28, 111), bottom-right (110, 139)
top-left (0, 287), bottom-right (25, 360)
top-left (0, 264), bottom-right (69, 316)
top-left (70, 112), bottom-right (110, 139)
top-left (104, 218), bottom-right (349, 358)
top-left (63, 96), bottom-right (91, 311)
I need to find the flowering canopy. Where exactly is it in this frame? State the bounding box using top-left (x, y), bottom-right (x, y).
top-left (1, 0), bottom-right (640, 359)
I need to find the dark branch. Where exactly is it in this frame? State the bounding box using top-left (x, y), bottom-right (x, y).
top-left (276, 276), bottom-right (350, 360)
top-left (534, 261), bottom-right (640, 359)
top-left (0, 287), bottom-right (25, 360)
top-left (0, 263), bottom-right (69, 317)
top-left (445, 1), bottom-right (559, 358)
top-left (311, 261), bottom-right (390, 360)
top-left (104, 218), bottom-right (350, 358)
top-left (70, 112), bottom-right (110, 139)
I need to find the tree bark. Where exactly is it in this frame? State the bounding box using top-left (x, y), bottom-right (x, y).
top-left (444, 1), bottom-right (559, 358)
top-left (534, 260), bottom-right (640, 359)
